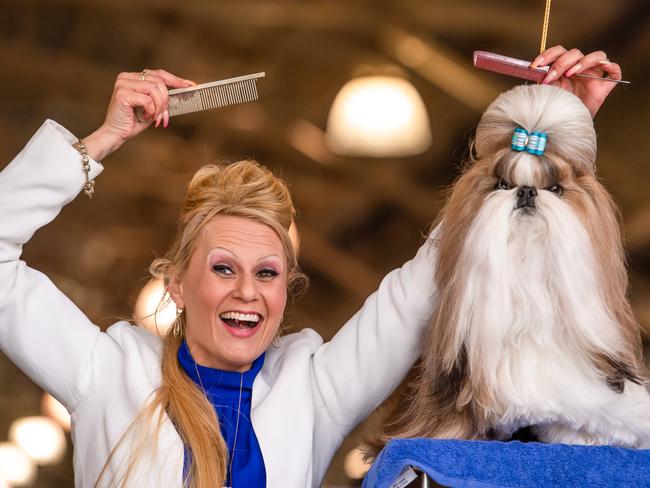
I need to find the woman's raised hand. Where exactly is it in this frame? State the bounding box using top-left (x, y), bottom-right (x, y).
top-left (530, 46), bottom-right (622, 117)
top-left (82, 69), bottom-right (195, 161)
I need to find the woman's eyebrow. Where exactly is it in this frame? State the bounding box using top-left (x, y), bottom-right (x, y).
top-left (208, 246), bottom-right (238, 258)
top-left (257, 254), bottom-right (282, 263)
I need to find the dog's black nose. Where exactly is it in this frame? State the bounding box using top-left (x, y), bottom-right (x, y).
top-left (516, 186), bottom-right (538, 209)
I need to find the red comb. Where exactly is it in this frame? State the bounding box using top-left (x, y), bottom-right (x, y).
top-left (473, 51), bottom-right (548, 83)
top-left (473, 50), bottom-right (630, 85)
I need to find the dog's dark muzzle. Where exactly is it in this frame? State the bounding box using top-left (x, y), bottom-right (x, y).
top-left (515, 186), bottom-right (537, 209)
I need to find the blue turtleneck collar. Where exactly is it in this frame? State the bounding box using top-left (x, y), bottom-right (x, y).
top-left (178, 340), bottom-right (265, 395)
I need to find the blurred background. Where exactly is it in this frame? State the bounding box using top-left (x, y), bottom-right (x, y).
top-left (0, 0), bottom-right (649, 486)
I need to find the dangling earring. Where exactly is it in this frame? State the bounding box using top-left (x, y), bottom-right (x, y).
top-left (172, 308), bottom-right (184, 337)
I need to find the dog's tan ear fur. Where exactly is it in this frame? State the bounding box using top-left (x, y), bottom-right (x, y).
top-left (568, 173), bottom-right (644, 385)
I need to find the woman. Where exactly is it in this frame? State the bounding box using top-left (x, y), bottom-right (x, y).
top-left (0, 46), bottom-right (621, 487)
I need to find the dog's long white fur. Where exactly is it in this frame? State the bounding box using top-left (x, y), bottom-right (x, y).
top-left (450, 156), bottom-right (650, 446)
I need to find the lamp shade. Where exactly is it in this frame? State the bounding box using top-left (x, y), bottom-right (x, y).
top-left (9, 417), bottom-right (66, 466)
top-left (326, 76), bottom-right (431, 157)
top-left (343, 445), bottom-right (371, 479)
top-left (0, 442), bottom-right (36, 486)
top-left (134, 278), bottom-right (177, 336)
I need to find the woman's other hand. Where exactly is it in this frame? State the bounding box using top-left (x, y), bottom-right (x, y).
top-left (530, 46), bottom-right (622, 118)
top-left (82, 69), bottom-right (196, 160)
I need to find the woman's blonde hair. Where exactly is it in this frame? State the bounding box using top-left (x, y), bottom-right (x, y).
top-left (98, 160), bottom-right (306, 487)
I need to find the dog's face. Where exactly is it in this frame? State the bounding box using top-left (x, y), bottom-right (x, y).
top-left (462, 146), bottom-right (611, 266)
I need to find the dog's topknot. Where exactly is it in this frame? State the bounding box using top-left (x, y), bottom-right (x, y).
top-left (474, 84), bottom-right (597, 173)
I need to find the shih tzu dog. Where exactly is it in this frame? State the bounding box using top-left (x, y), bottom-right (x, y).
top-left (382, 84), bottom-right (650, 448)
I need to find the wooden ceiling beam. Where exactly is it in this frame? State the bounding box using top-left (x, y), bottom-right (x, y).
top-left (6, 0), bottom-right (381, 32)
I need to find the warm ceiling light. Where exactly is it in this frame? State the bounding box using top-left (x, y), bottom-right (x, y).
top-left (0, 442), bottom-right (36, 486)
top-left (134, 278), bottom-right (177, 336)
top-left (41, 393), bottom-right (71, 432)
top-left (343, 445), bottom-right (371, 480)
top-left (326, 76), bottom-right (432, 157)
top-left (9, 417), bottom-right (66, 466)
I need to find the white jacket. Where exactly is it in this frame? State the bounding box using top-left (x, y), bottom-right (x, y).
top-left (0, 120), bottom-right (438, 487)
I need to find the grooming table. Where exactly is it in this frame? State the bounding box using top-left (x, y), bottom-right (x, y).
top-left (362, 438), bottom-right (650, 488)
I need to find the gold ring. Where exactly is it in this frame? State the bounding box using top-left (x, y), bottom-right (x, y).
top-left (139, 69), bottom-right (150, 81)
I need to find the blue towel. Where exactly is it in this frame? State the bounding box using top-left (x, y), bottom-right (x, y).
top-left (362, 438), bottom-right (650, 488)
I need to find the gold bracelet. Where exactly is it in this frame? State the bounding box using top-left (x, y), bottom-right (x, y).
top-left (74, 139), bottom-right (96, 199)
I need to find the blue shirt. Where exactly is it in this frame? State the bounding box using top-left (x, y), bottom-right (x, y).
top-left (178, 341), bottom-right (266, 487)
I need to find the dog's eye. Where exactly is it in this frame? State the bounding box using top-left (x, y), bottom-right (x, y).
top-left (496, 178), bottom-right (512, 191)
top-left (547, 184), bottom-right (563, 196)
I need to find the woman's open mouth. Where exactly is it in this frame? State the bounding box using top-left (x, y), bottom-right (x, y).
top-left (219, 311), bottom-right (262, 330)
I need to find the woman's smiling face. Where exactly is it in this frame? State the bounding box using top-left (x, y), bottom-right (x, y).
top-left (169, 215), bottom-right (288, 371)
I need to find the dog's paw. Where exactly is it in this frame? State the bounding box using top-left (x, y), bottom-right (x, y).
top-left (536, 424), bottom-right (600, 445)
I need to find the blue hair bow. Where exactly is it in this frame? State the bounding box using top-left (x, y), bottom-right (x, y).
top-left (511, 127), bottom-right (547, 156)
